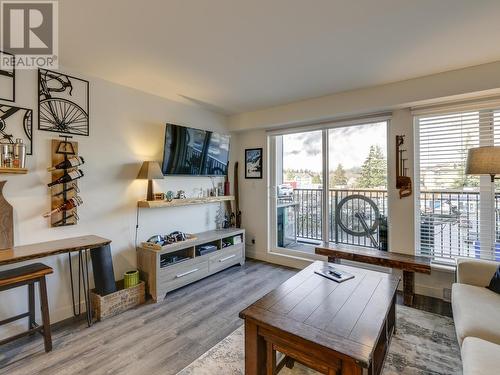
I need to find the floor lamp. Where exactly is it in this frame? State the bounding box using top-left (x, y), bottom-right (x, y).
top-left (465, 146), bottom-right (500, 259)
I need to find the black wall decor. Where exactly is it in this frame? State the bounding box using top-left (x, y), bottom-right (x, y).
top-left (0, 51), bottom-right (15, 102)
top-left (245, 148), bottom-right (263, 179)
top-left (0, 105), bottom-right (33, 155)
top-left (38, 68), bottom-right (89, 136)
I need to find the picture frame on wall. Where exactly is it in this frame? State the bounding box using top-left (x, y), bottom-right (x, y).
top-left (38, 68), bottom-right (90, 136)
top-left (245, 148), bottom-right (263, 179)
top-left (0, 51), bottom-right (15, 102)
top-left (0, 105), bottom-right (33, 154)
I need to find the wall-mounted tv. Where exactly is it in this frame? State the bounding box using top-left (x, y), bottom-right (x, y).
top-left (161, 123), bottom-right (230, 176)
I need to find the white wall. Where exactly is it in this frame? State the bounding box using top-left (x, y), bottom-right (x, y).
top-left (0, 67), bottom-right (230, 335)
top-left (229, 62), bottom-right (500, 300)
top-left (230, 60), bottom-right (500, 131)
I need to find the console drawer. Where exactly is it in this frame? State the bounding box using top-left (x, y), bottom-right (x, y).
top-left (209, 245), bottom-right (243, 273)
top-left (158, 260), bottom-right (209, 293)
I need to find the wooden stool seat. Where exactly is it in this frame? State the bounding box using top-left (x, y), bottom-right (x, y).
top-left (0, 263), bottom-right (53, 288)
top-left (0, 262), bottom-right (53, 352)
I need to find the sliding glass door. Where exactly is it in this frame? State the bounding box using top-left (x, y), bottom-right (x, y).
top-left (272, 130), bottom-right (324, 254)
top-left (328, 123), bottom-right (388, 249)
top-left (269, 121), bottom-right (388, 255)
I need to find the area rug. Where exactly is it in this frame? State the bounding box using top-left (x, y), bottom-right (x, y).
top-left (177, 305), bottom-right (462, 375)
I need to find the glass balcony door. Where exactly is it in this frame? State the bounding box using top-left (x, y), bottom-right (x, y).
top-left (269, 120), bottom-right (389, 255)
top-left (328, 123), bottom-right (388, 250)
top-left (272, 130), bottom-right (324, 254)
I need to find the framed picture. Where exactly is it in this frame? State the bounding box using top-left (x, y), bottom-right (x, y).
top-left (38, 68), bottom-right (89, 136)
top-left (0, 105), bottom-right (33, 154)
top-left (0, 51), bottom-right (15, 102)
top-left (245, 148), bottom-right (263, 179)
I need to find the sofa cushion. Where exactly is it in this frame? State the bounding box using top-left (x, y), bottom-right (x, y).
top-left (462, 337), bottom-right (500, 375)
top-left (452, 283), bottom-right (500, 346)
top-left (487, 265), bottom-right (500, 294)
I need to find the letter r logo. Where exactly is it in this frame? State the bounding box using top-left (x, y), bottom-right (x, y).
top-left (1, 1), bottom-right (56, 54)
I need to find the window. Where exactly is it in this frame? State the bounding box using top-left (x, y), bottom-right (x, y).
top-left (415, 108), bottom-right (500, 261)
top-left (269, 120), bottom-right (389, 255)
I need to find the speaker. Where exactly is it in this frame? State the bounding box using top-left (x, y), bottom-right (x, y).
top-left (90, 244), bottom-right (117, 296)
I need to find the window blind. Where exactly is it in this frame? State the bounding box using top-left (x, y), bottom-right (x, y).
top-left (416, 109), bottom-right (500, 261)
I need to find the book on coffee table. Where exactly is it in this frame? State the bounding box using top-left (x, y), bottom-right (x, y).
top-left (314, 265), bottom-right (354, 283)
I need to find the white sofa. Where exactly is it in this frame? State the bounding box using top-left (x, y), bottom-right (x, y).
top-left (452, 258), bottom-right (500, 375)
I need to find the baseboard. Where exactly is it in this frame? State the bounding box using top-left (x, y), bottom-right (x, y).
top-left (415, 284), bottom-right (446, 300)
top-left (246, 250), bottom-right (312, 269)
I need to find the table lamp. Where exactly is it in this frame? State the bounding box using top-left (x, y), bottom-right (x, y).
top-left (465, 146), bottom-right (500, 182)
top-left (137, 161), bottom-right (164, 201)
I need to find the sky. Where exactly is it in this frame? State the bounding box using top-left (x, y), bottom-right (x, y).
top-left (282, 122), bottom-right (387, 172)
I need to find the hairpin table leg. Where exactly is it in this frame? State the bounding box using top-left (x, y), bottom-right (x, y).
top-left (84, 249), bottom-right (93, 326)
top-left (68, 252), bottom-right (82, 317)
top-left (79, 249), bottom-right (93, 327)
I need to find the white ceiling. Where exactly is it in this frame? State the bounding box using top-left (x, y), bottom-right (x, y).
top-left (60, 0), bottom-right (500, 115)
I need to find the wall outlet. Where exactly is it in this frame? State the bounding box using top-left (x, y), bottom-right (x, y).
top-left (443, 288), bottom-right (452, 302)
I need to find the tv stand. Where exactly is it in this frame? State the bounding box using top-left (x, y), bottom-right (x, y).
top-left (137, 228), bottom-right (245, 302)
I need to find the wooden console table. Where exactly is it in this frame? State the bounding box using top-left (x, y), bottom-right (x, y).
top-left (315, 244), bottom-right (431, 306)
top-left (0, 235), bottom-right (112, 326)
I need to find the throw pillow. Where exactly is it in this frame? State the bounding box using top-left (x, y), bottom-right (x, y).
top-left (487, 265), bottom-right (500, 294)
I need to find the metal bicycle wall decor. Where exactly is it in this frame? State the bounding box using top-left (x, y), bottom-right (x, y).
top-left (0, 51), bottom-right (15, 102)
top-left (38, 68), bottom-right (89, 136)
top-left (0, 105), bottom-right (33, 154)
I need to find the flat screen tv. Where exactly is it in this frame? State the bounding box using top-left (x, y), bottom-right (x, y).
top-left (161, 123), bottom-right (230, 176)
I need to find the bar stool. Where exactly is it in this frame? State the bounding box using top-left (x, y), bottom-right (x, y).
top-left (0, 263), bottom-right (53, 352)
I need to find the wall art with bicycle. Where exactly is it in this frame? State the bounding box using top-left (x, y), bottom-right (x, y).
top-left (0, 105), bottom-right (33, 155)
top-left (38, 68), bottom-right (89, 136)
top-left (0, 51), bottom-right (15, 102)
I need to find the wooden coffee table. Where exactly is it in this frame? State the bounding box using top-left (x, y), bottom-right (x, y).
top-left (239, 261), bottom-right (400, 375)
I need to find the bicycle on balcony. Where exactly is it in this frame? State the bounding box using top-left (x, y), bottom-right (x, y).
top-left (335, 194), bottom-right (383, 249)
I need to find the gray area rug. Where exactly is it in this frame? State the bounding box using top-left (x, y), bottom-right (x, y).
top-left (178, 305), bottom-right (462, 375)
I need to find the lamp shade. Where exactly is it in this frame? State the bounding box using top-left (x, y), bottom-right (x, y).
top-left (465, 146), bottom-right (500, 175)
top-left (136, 161), bottom-right (164, 180)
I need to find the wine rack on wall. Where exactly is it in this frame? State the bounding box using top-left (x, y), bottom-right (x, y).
top-left (49, 136), bottom-right (83, 227)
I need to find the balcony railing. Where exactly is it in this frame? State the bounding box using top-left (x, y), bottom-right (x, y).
top-left (292, 188), bottom-right (388, 247)
top-left (290, 188), bottom-right (500, 256)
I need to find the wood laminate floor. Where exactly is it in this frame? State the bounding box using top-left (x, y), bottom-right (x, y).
top-left (0, 260), bottom-right (296, 375)
top-left (0, 260), bottom-right (452, 375)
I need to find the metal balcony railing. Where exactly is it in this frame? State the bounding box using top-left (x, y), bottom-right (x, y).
top-left (292, 188), bottom-right (388, 247)
top-left (291, 188), bottom-right (500, 256)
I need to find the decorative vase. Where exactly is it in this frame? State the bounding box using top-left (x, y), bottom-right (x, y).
top-left (0, 180), bottom-right (14, 250)
top-left (124, 270), bottom-right (139, 289)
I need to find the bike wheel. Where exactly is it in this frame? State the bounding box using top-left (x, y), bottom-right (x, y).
top-left (335, 194), bottom-right (380, 236)
top-left (23, 110), bottom-right (32, 140)
top-left (39, 98), bottom-right (88, 135)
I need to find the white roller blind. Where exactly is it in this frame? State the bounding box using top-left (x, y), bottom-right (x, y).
top-left (416, 108), bottom-right (500, 261)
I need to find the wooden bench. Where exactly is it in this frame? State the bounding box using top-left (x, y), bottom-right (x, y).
top-left (0, 263), bottom-right (53, 352)
top-left (315, 244), bottom-right (431, 306)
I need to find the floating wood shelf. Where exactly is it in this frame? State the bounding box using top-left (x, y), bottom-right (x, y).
top-left (138, 195), bottom-right (235, 208)
top-left (0, 167), bottom-right (28, 174)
